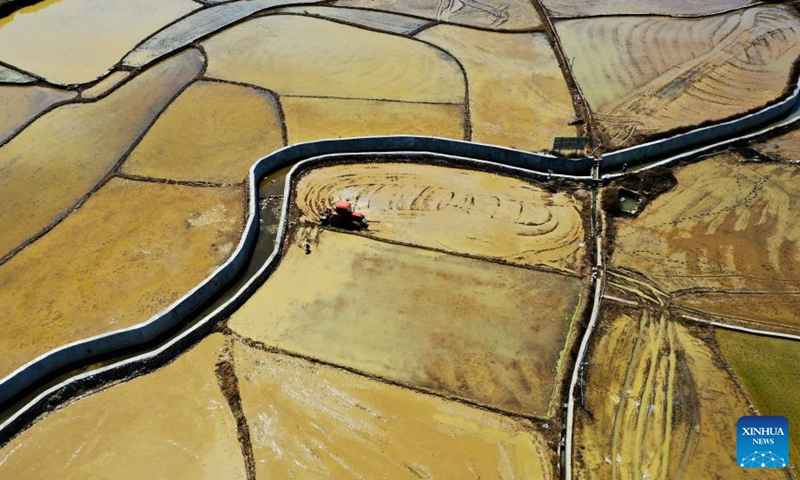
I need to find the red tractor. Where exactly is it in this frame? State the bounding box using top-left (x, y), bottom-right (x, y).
top-left (320, 200), bottom-right (368, 230)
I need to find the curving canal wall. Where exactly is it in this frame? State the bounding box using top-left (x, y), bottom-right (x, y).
top-left (2, 78), bottom-right (800, 440)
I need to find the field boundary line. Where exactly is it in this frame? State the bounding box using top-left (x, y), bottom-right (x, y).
top-left (682, 315), bottom-right (800, 342)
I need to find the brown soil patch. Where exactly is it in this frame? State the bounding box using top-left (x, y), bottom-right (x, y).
top-left (233, 340), bottom-right (554, 479)
top-left (295, 162), bottom-right (587, 274)
top-left (0, 334), bottom-right (247, 480)
top-left (557, 6), bottom-right (800, 148)
top-left (573, 307), bottom-right (785, 479)
top-left (0, 178), bottom-right (245, 379)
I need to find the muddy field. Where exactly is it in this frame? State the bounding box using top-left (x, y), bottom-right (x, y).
top-left (609, 153), bottom-right (800, 332)
top-left (294, 163), bottom-right (588, 274)
top-left (542, 0), bottom-right (757, 18)
top-left (0, 331), bottom-right (555, 479)
top-left (557, 5), bottom-right (800, 148)
top-left (0, 334), bottom-right (247, 480)
top-left (755, 127), bottom-right (800, 162)
top-left (716, 329), bottom-right (800, 469)
top-left (229, 230), bottom-right (582, 417)
top-left (230, 162), bottom-right (588, 418)
top-left (573, 305), bottom-right (786, 480)
top-left (0, 0), bottom-right (197, 85)
top-left (0, 179), bottom-right (244, 379)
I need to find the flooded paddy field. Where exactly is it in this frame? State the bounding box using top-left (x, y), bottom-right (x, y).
top-left (608, 152), bottom-right (800, 332)
top-left (122, 80), bottom-right (285, 184)
top-left (0, 48), bottom-right (203, 259)
top-left (0, 332), bottom-right (555, 479)
top-left (417, 26), bottom-right (577, 151)
top-left (573, 305), bottom-right (786, 480)
top-left (556, 5), bottom-right (800, 149)
top-left (335, 0), bottom-right (544, 31)
top-left (0, 0), bottom-right (198, 85)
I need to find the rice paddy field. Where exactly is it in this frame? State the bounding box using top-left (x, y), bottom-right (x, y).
top-left (1, 0), bottom-right (800, 478)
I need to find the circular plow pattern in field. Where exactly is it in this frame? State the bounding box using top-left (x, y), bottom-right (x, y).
top-left (557, 5), bottom-right (800, 148)
top-left (294, 162), bottom-right (587, 273)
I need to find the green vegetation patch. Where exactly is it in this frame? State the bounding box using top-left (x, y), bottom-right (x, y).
top-left (716, 329), bottom-right (800, 468)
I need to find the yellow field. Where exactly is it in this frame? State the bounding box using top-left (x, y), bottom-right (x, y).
top-left (0, 85), bottom-right (75, 143)
top-left (0, 179), bottom-right (244, 379)
top-left (203, 15), bottom-right (465, 104)
top-left (417, 26), bottom-right (577, 151)
top-left (235, 340), bottom-right (554, 478)
top-left (557, 6), bottom-right (800, 148)
top-left (573, 306), bottom-right (785, 480)
top-left (281, 96), bottom-right (466, 143)
top-left (0, 0), bottom-right (198, 84)
top-left (123, 80), bottom-right (285, 183)
top-left (611, 153), bottom-right (800, 331)
top-left (294, 163), bottom-right (587, 274)
top-left (716, 329), bottom-right (800, 468)
top-left (0, 49), bottom-right (203, 258)
top-left (0, 334), bottom-right (246, 480)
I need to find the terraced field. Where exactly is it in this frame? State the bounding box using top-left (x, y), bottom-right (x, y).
top-left (557, 5), bottom-right (800, 148)
top-left (2, 0), bottom-right (800, 478)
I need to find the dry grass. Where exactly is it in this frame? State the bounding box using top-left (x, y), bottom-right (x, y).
top-left (557, 6), bottom-right (800, 148)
